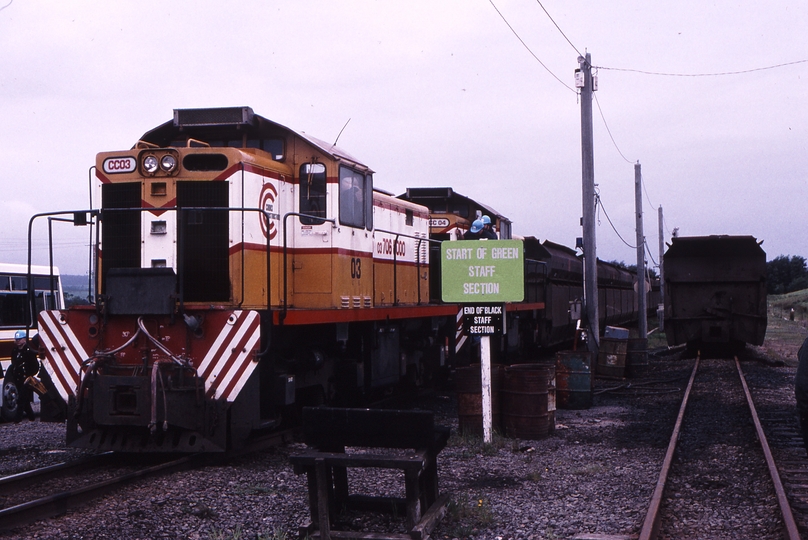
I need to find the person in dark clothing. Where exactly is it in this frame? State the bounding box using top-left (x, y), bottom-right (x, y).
top-left (464, 219), bottom-right (484, 240)
top-left (9, 330), bottom-right (40, 421)
top-left (480, 215), bottom-right (498, 239)
top-left (796, 336), bottom-right (808, 456)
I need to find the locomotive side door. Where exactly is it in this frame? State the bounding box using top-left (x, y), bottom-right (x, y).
top-left (291, 163), bottom-right (333, 303)
top-left (333, 165), bottom-right (374, 307)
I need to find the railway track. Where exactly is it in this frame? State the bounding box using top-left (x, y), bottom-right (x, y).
top-left (638, 355), bottom-right (802, 539)
top-left (0, 428), bottom-right (297, 532)
top-left (0, 452), bottom-right (200, 531)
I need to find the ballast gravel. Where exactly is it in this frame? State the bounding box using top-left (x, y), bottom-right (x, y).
top-left (0, 345), bottom-right (800, 540)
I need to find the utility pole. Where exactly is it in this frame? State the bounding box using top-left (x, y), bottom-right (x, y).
top-left (634, 162), bottom-right (647, 338)
top-left (658, 205), bottom-right (665, 313)
top-left (578, 52), bottom-right (599, 354)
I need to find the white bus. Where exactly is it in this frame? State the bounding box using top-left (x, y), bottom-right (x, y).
top-left (0, 263), bottom-right (64, 354)
top-left (0, 263), bottom-right (65, 413)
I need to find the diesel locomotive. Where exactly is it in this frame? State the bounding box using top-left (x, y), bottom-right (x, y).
top-left (32, 107), bottom-right (653, 453)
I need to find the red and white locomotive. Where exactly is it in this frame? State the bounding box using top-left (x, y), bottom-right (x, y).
top-left (34, 107), bottom-right (646, 453)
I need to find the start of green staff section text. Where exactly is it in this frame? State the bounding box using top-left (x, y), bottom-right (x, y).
top-left (440, 239), bottom-right (524, 303)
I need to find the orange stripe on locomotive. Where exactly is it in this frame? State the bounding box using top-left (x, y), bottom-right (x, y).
top-left (94, 125), bottom-right (431, 315)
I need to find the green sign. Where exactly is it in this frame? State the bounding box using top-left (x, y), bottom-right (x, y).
top-left (441, 239), bottom-right (524, 303)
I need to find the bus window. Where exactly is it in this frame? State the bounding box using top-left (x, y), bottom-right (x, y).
top-left (0, 293), bottom-right (27, 327)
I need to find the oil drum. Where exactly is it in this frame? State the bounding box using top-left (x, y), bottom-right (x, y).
top-left (626, 338), bottom-right (649, 378)
top-left (502, 363), bottom-right (555, 440)
top-left (555, 350), bottom-right (593, 409)
top-left (597, 338), bottom-right (627, 379)
top-left (456, 364), bottom-right (502, 436)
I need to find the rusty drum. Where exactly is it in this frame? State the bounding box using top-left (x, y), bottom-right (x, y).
top-left (626, 338), bottom-right (649, 378)
top-left (456, 364), bottom-right (503, 436)
top-left (502, 363), bottom-right (555, 440)
top-left (597, 338), bottom-right (627, 379)
top-left (555, 350), bottom-right (593, 409)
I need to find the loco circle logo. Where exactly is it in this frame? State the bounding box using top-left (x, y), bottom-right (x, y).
top-left (103, 156), bottom-right (137, 174)
top-left (259, 183), bottom-right (278, 240)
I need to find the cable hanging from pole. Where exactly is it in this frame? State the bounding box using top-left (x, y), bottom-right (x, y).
top-left (595, 193), bottom-right (639, 250)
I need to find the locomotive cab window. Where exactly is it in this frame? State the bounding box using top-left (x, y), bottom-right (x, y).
top-left (248, 138), bottom-right (285, 160)
top-left (339, 166), bottom-right (372, 230)
top-left (299, 163), bottom-right (327, 225)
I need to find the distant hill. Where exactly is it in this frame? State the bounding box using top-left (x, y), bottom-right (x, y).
top-left (61, 274), bottom-right (93, 300)
top-left (769, 289), bottom-right (808, 321)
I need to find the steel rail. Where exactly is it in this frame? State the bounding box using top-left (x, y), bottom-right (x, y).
top-left (0, 455), bottom-right (199, 531)
top-left (638, 355), bottom-right (700, 540)
top-left (735, 356), bottom-right (801, 540)
top-left (0, 452), bottom-right (115, 496)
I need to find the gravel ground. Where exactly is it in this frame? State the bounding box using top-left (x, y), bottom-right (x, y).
top-left (0, 340), bottom-right (802, 540)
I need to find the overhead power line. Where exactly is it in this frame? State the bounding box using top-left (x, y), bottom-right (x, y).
top-left (593, 91), bottom-right (633, 164)
top-left (487, 0), bottom-right (576, 93)
top-left (597, 58), bottom-right (808, 77)
top-left (595, 193), bottom-right (637, 249)
top-left (644, 239), bottom-right (659, 267)
top-left (533, 0), bottom-right (583, 58)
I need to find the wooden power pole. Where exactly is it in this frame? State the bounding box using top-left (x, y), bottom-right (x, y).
top-left (578, 52), bottom-right (599, 353)
top-left (658, 205), bottom-right (665, 314)
top-left (635, 162), bottom-right (647, 338)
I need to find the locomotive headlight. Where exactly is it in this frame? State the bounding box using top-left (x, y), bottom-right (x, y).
top-left (143, 155), bottom-right (159, 174)
top-left (160, 154), bottom-right (177, 172)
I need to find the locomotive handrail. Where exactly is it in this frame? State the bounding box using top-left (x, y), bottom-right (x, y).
top-left (374, 229), bottom-right (440, 306)
top-left (27, 209), bottom-right (101, 338)
top-left (27, 206), bottom-right (274, 336)
top-left (281, 212), bottom-right (337, 323)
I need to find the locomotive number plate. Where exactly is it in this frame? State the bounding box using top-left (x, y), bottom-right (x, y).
top-left (103, 156), bottom-right (137, 174)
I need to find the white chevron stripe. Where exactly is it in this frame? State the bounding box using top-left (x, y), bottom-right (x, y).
top-left (38, 311), bottom-right (87, 401)
top-left (197, 310), bottom-right (245, 376)
top-left (204, 312), bottom-right (253, 396)
top-left (213, 329), bottom-right (261, 401)
top-left (201, 310), bottom-right (261, 402)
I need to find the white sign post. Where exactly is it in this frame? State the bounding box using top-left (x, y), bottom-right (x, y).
top-left (480, 335), bottom-right (492, 443)
top-left (441, 240), bottom-right (524, 444)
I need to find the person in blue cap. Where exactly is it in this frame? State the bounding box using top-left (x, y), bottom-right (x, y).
top-left (9, 330), bottom-right (40, 421)
top-left (480, 215), bottom-right (498, 239)
top-left (464, 219), bottom-right (484, 240)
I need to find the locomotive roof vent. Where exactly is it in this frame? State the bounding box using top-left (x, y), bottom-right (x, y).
top-left (173, 107), bottom-right (255, 128)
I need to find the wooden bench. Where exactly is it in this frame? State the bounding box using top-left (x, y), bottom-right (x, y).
top-left (289, 407), bottom-right (451, 540)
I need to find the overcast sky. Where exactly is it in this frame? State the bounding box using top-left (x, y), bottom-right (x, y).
top-left (1, 1), bottom-right (806, 275)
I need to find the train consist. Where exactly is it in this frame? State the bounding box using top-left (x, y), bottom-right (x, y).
top-left (33, 107), bottom-right (655, 453)
top-left (663, 235), bottom-right (767, 351)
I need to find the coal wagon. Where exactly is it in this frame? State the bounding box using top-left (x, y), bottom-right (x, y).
top-left (663, 235), bottom-right (767, 351)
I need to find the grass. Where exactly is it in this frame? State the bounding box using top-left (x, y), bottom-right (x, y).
top-left (448, 429), bottom-right (509, 456)
top-left (769, 288), bottom-right (808, 320)
top-left (443, 495), bottom-right (496, 537)
top-left (763, 290), bottom-right (808, 366)
top-left (208, 526), bottom-right (290, 540)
